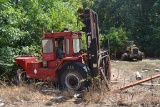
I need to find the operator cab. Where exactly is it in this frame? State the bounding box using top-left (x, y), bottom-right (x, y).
top-left (41, 37), bottom-right (65, 61)
top-left (41, 31), bottom-right (83, 68)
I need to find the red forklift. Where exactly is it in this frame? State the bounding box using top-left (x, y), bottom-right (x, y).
top-left (14, 9), bottom-right (111, 91)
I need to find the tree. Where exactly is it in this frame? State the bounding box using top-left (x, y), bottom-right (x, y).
top-left (105, 27), bottom-right (128, 56)
top-left (86, 0), bottom-right (160, 57)
top-left (0, 0), bottom-right (82, 75)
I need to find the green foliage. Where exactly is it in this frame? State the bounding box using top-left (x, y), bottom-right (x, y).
top-left (0, 0), bottom-right (82, 75)
top-left (0, 47), bottom-right (17, 76)
top-left (81, 0), bottom-right (95, 8)
top-left (1, 0), bottom-right (160, 77)
top-left (87, 0), bottom-right (160, 57)
top-left (105, 27), bottom-right (128, 54)
top-left (82, 33), bottom-right (87, 49)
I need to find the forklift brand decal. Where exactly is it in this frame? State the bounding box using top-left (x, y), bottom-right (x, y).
top-left (67, 66), bottom-right (74, 69)
top-left (34, 69), bottom-right (37, 74)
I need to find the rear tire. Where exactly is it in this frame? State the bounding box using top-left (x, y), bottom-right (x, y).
top-left (13, 69), bottom-right (27, 85)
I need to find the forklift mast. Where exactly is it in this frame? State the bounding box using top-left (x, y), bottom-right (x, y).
top-left (78, 9), bottom-right (100, 74)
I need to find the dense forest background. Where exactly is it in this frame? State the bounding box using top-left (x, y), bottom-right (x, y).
top-left (0, 0), bottom-right (160, 75)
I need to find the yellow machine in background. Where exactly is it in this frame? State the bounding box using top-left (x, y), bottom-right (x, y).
top-left (121, 41), bottom-right (143, 61)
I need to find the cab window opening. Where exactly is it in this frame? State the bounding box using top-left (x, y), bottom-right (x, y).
top-left (42, 39), bottom-right (54, 53)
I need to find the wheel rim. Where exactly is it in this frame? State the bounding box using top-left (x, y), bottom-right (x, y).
top-left (65, 73), bottom-right (81, 90)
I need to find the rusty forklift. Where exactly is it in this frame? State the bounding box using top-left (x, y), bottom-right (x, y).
top-left (14, 9), bottom-right (111, 91)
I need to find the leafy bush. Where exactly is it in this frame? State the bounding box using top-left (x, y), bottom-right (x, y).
top-left (101, 27), bottom-right (128, 56)
top-left (0, 0), bottom-right (82, 77)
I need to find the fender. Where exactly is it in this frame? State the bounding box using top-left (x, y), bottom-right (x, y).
top-left (54, 56), bottom-right (83, 73)
top-left (58, 62), bottom-right (92, 78)
top-left (15, 57), bottom-right (36, 70)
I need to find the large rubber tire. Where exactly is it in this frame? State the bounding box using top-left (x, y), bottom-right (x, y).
top-left (138, 54), bottom-right (142, 61)
top-left (121, 53), bottom-right (128, 61)
top-left (13, 69), bottom-right (27, 85)
top-left (58, 62), bottom-right (91, 91)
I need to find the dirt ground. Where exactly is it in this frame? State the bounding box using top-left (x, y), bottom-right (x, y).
top-left (0, 59), bottom-right (160, 107)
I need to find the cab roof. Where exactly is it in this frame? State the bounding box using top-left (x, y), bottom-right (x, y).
top-left (43, 31), bottom-right (82, 38)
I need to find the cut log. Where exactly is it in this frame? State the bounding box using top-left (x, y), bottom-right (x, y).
top-left (113, 73), bottom-right (160, 91)
top-left (140, 83), bottom-right (160, 86)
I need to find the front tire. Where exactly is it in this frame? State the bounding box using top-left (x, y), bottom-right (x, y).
top-left (58, 62), bottom-right (91, 91)
top-left (61, 70), bottom-right (84, 91)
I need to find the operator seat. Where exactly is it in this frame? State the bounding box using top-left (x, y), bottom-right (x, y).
top-left (56, 48), bottom-right (64, 59)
